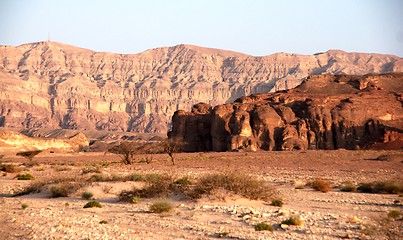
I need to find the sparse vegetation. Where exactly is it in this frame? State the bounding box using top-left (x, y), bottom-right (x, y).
top-left (149, 200), bottom-right (174, 213)
top-left (0, 163), bottom-right (22, 173)
top-left (50, 183), bottom-right (71, 198)
top-left (174, 177), bottom-right (192, 185)
top-left (254, 222), bottom-right (274, 231)
top-left (308, 179), bottom-right (332, 193)
top-left (281, 216), bottom-right (304, 226)
top-left (81, 191), bottom-right (94, 200)
top-left (131, 196), bottom-right (142, 204)
top-left (357, 180), bottom-right (403, 194)
top-left (127, 172), bottom-right (144, 181)
top-left (81, 166), bottom-right (101, 174)
top-left (119, 172), bottom-right (276, 202)
top-left (83, 200), bottom-right (102, 208)
top-left (119, 174), bottom-right (174, 201)
top-left (17, 150), bottom-right (42, 161)
top-left (271, 199), bottom-right (284, 207)
top-left (191, 172), bottom-right (276, 201)
top-left (17, 173), bottom-right (35, 180)
top-left (21, 203), bottom-right (29, 209)
top-left (339, 181), bottom-right (356, 192)
top-left (99, 220), bottom-right (108, 224)
top-left (388, 210), bottom-right (400, 219)
top-left (163, 139), bottom-right (182, 165)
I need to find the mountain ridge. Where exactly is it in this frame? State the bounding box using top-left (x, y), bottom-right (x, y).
top-left (0, 41), bottom-right (402, 133)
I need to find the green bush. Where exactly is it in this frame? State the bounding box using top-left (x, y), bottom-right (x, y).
top-left (174, 177), bottom-right (192, 185)
top-left (127, 172), bottom-right (144, 181)
top-left (81, 191), bottom-right (94, 200)
top-left (17, 173), bottom-right (35, 180)
top-left (388, 210), bottom-right (400, 219)
top-left (83, 200), bottom-right (102, 208)
top-left (254, 222), bottom-right (274, 231)
top-left (21, 203), bottom-right (29, 209)
top-left (271, 199), bottom-right (284, 207)
top-left (149, 200), bottom-right (174, 213)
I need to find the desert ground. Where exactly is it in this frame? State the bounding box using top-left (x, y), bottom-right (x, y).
top-left (0, 150), bottom-right (402, 240)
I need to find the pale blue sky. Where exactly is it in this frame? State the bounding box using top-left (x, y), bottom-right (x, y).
top-left (1, 0), bottom-right (402, 56)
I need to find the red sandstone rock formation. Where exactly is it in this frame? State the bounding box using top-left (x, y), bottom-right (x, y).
top-left (169, 73), bottom-right (403, 151)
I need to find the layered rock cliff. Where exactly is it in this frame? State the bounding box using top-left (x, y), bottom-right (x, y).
top-left (0, 41), bottom-right (402, 133)
top-left (169, 73), bottom-right (403, 151)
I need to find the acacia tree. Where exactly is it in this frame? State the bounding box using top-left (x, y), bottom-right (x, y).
top-left (16, 150), bottom-right (42, 161)
top-left (163, 139), bottom-right (182, 166)
top-left (108, 142), bottom-right (140, 164)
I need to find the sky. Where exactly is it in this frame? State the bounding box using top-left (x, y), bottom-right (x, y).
top-left (0, 0), bottom-right (402, 56)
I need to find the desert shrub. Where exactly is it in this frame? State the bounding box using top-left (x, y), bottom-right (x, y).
top-left (339, 181), bottom-right (356, 192)
top-left (127, 172), bottom-right (144, 181)
top-left (308, 179), bottom-right (332, 193)
top-left (357, 180), bottom-right (403, 194)
top-left (83, 200), bottom-right (102, 208)
top-left (149, 200), bottom-right (174, 213)
top-left (119, 174), bottom-right (174, 201)
top-left (89, 174), bottom-right (106, 182)
top-left (388, 210), bottom-right (400, 219)
top-left (271, 199), bottom-right (284, 207)
top-left (174, 177), bottom-right (192, 185)
top-left (81, 191), bottom-right (94, 200)
top-left (131, 196), bottom-right (142, 204)
top-left (50, 183), bottom-right (71, 198)
top-left (281, 216), bottom-right (304, 226)
top-left (81, 166), bottom-right (101, 174)
top-left (99, 220), bottom-right (108, 224)
top-left (17, 173), bottom-right (35, 180)
top-left (191, 172), bottom-right (275, 201)
top-left (21, 203), bottom-right (29, 209)
top-left (15, 176), bottom-right (83, 196)
top-left (254, 222), bottom-right (274, 232)
top-left (1, 164), bottom-right (22, 173)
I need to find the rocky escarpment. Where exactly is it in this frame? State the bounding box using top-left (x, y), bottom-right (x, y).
top-left (169, 73), bottom-right (403, 151)
top-left (0, 130), bottom-right (89, 153)
top-left (0, 41), bottom-right (402, 133)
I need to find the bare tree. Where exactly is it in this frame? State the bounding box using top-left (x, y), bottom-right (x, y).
top-left (163, 139), bottom-right (182, 166)
top-left (16, 150), bottom-right (42, 161)
top-left (108, 142), bottom-right (139, 164)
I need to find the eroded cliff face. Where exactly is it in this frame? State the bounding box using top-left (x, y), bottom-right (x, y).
top-left (169, 73), bottom-right (403, 151)
top-left (0, 41), bottom-right (402, 133)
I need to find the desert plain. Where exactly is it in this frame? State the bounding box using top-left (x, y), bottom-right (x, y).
top-left (0, 149), bottom-right (402, 240)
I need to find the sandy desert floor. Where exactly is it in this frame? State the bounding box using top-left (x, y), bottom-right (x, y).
top-left (0, 150), bottom-right (402, 240)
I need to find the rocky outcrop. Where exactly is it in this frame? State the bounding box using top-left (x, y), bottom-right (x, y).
top-left (0, 41), bottom-right (402, 133)
top-left (169, 73), bottom-right (403, 151)
top-left (0, 130), bottom-right (89, 153)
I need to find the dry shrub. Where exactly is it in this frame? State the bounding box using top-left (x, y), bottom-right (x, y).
top-left (149, 199), bottom-right (174, 213)
top-left (191, 172), bottom-right (276, 201)
top-left (254, 222), bottom-right (274, 232)
top-left (0, 164), bottom-right (22, 173)
top-left (15, 176), bottom-right (87, 196)
top-left (357, 180), bottom-right (403, 194)
top-left (281, 216), bottom-right (304, 226)
top-left (119, 174), bottom-right (174, 201)
top-left (308, 179), bottom-right (332, 193)
top-left (339, 181), bottom-right (356, 192)
top-left (118, 172), bottom-right (277, 202)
